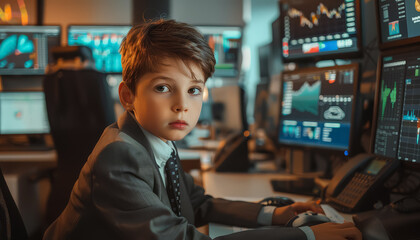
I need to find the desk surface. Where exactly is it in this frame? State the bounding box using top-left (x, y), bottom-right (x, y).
top-left (0, 150), bottom-right (57, 173)
top-left (202, 171), bottom-right (353, 224)
top-left (203, 171), bottom-right (313, 202)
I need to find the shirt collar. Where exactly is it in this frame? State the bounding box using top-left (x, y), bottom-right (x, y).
top-left (138, 125), bottom-right (175, 169)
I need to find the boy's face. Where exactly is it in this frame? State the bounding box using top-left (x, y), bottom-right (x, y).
top-left (124, 58), bottom-right (205, 142)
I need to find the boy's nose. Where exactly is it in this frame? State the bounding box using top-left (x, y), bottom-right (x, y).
top-left (172, 95), bottom-right (189, 112)
top-left (175, 106), bottom-right (188, 112)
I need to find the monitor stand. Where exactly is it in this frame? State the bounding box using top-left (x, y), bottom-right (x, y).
top-left (284, 148), bottom-right (333, 178)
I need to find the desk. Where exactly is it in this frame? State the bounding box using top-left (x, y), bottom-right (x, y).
top-left (178, 148), bottom-right (214, 171)
top-left (202, 171), bottom-right (353, 238)
top-left (0, 150), bottom-right (57, 236)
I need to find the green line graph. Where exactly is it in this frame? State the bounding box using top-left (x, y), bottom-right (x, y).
top-left (381, 81), bottom-right (397, 119)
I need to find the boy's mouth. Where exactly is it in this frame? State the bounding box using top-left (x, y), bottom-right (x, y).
top-left (169, 120), bottom-right (188, 130)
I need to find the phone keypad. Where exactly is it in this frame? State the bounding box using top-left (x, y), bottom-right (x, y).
top-left (335, 172), bottom-right (375, 209)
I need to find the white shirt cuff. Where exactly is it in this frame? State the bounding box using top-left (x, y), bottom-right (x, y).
top-left (299, 226), bottom-right (316, 240)
top-left (256, 206), bottom-right (277, 226)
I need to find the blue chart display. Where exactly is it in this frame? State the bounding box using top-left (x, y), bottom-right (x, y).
top-left (68, 26), bottom-right (131, 73)
top-left (278, 65), bottom-right (357, 152)
top-left (0, 34), bottom-right (35, 69)
top-left (0, 26), bottom-right (61, 75)
top-left (283, 80), bottom-right (321, 117)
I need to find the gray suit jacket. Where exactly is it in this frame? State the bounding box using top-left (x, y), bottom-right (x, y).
top-left (43, 111), bottom-right (307, 240)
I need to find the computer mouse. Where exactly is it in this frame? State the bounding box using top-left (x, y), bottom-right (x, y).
top-left (259, 196), bottom-right (295, 207)
top-left (286, 211), bottom-right (331, 227)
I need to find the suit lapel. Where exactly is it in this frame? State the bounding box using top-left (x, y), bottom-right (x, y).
top-left (117, 111), bottom-right (194, 223)
top-left (117, 111), bottom-right (157, 167)
top-left (117, 111), bottom-right (171, 205)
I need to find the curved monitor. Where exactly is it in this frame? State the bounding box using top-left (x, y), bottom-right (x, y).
top-left (376, 0), bottom-right (420, 49)
top-left (67, 25), bottom-right (132, 73)
top-left (277, 64), bottom-right (359, 155)
top-left (0, 25), bottom-right (61, 75)
top-left (371, 45), bottom-right (420, 168)
top-left (279, 0), bottom-right (362, 62)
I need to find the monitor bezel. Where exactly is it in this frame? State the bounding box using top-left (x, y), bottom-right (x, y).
top-left (262, 73), bottom-right (283, 143)
top-left (276, 63), bottom-right (360, 155)
top-left (66, 24), bottom-right (133, 74)
top-left (375, 0), bottom-right (420, 50)
top-left (370, 45), bottom-right (420, 170)
top-left (0, 90), bottom-right (50, 136)
top-left (0, 25), bottom-right (62, 76)
top-left (278, 0), bottom-right (363, 63)
top-left (194, 25), bottom-right (243, 78)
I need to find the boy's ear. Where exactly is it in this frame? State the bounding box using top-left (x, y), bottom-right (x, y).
top-left (119, 81), bottom-right (135, 110)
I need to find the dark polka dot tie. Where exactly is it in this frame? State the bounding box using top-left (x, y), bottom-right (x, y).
top-left (165, 150), bottom-right (181, 216)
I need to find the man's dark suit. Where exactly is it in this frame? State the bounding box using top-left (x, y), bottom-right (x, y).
top-left (43, 111), bottom-right (307, 240)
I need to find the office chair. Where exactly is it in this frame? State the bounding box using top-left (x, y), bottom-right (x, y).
top-left (43, 46), bottom-right (116, 224)
top-left (0, 168), bottom-right (28, 240)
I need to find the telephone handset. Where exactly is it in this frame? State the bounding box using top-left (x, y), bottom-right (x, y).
top-left (213, 132), bottom-right (251, 172)
top-left (325, 153), bottom-right (399, 213)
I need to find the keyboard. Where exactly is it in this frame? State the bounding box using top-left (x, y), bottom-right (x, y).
top-left (321, 204), bottom-right (345, 223)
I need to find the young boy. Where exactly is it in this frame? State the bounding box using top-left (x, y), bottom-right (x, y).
top-left (43, 19), bottom-right (361, 240)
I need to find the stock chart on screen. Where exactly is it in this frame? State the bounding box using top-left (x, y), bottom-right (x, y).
top-left (0, 25), bottom-right (60, 75)
top-left (278, 64), bottom-right (358, 151)
top-left (196, 26), bottom-right (242, 78)
top-left (68, 25), bottom-right (131, 73)
top-left (374, 47), bottom-right (420, 163)
top-left (280, 0), bottom-right (360, 60)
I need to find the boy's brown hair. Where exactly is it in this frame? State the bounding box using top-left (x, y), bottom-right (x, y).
top-left (120, 19), bottom-right (216, 93)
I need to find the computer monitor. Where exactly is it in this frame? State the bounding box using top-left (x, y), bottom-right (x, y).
top-left (258, 43), bottom-right (271, 82)
top-left (67, 25), bottom-right (132, 73)
top-left (279, 0), bottom-right (362, 61)
top-left (254, 83), bottom-right (269, 130)
top-left (211, 85), bottom-right (247, 136)
top-left (371, 45), bottom-right (420, 168)
top-left (0, 25), bottom-right (61, 75)
top-left (264, 74), bottom-right (282, 142)
top-left (195, 26), bottom-right (242, 78)
top-left (0, 91), bottom-right (50, 135)
top-left (277, 64), bottom-right (359, 155)
top-left (376, 0), bottom-right (420, 49)
top-left (271, 17), bottom-right (283, 75)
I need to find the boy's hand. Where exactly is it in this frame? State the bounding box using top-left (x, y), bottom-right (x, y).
top-left (290, 201), bottom-right (324, 214)
top-left (272, 201), bottom-right (324, 225)
top-left (311, 222), bottom-right (362, 240)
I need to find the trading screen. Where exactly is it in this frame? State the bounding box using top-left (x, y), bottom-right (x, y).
top-left (278, 65), bottom-right (357, 152)
top-left (68, 25), bottom-right (131, 73)
top-left (378, 0), bottom-right (420, 44)
top-left (280, 0), bottom-right (360, 60)
top-left (374, 48), bottom-right (420, 164)
top-left (196, 26), bottom-right (242, 78)
top-left (0, 92), bottom-right (50, 135)
top-left (0, 26), bottom-right (61, 75)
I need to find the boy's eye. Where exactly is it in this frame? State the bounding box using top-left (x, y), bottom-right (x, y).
top-left (188, 87), bottom-right (202, 95)
top-left (155, 85), bottom-right (169, 93)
